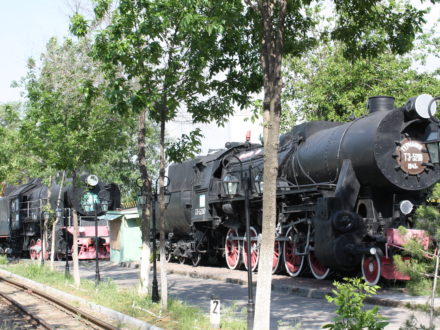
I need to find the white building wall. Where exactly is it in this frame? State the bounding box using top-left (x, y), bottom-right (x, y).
top-left (167, 108), bottom-right (263, 155)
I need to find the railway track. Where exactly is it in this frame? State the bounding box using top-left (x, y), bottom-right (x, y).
top-left (0, 275), bottom-right (118, 329)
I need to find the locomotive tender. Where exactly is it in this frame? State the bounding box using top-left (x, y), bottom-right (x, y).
top-left (165, 94), bottom-right (439, 285)
top-left (0, 174), bottom-right (120, 260)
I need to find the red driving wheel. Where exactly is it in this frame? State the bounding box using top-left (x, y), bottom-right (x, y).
top-left (243, 227), bottom-right (260, 271)
top-left (272, 240), bottom-right (282, 274)
top-left (283, 227), bottom-right (305, 277)
top-left (225, 228), bottom-right (241, 270)
top-left (308, 251), bottom-right (330, 280)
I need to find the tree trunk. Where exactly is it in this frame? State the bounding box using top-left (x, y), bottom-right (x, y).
top-left (159, 117), bottom-right (168, 310)
top-left (254, 107), bottom-right (280, 330)
top-left (254, 1), bottom-right (286, 329)
top-left (430, 249), bottom-right (439, 328)
top-left (42, 175), bottom-right (52, 266)
top-left (138, 109), bottom-right (152, 296)
top-left (71, 170), bottom-right (81, 287)
top-left (50, 171), bottom-right (66, 270)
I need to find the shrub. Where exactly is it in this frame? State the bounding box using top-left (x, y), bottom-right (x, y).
top-left (393, 183), bottom-right (440, 296)
top-left (323, 277), bottom-right (388, 330)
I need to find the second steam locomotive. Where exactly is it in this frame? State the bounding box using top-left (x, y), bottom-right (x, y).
top-left (164, 94), bottom-right (439, 284)
top-left (0, 174), bottom-right (121, 260)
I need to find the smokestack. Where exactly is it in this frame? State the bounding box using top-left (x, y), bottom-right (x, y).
top-left (367, 96), bottom-right (395, 113)
top-left (245, 130), bottom-right (251, 142)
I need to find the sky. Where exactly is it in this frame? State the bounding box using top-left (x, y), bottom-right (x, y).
top-left (0, 1), bottom-right (71, 103)
top-left (0, 1), bottom-right (439, 105)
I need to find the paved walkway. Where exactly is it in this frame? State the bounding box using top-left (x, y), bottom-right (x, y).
top-left (54, 260), bottom-right (439, 329)
top-left (163, 262), bottom-right (440, 310)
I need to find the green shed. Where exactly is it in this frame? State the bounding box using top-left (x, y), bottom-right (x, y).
top-left (99, 208), bottom-right (142, 263)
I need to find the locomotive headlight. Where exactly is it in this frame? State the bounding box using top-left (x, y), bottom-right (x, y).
top-left (164, 188), bottom-right (171, 207)
top-left (56, 208), bottom-right (63, 219)
top-left (426, 141), bottom-right (440, 163)
top-left (254, 172), bottom-right (264, 195)
top-left (425, 130), bottom-right (440, 164)
top-left (101, 200), bottom-right (109, 212)
top-left (43, 211), bottom-right (50, 222)
top-left (405, 94), bottom-right (437, 119)
top-left (369, 247), bottom-right (377, 255)
top-left (400, 200), bottom-right (414, 215)
top-left (223, 174), bottom-right (239, 197)
top-left (86, 174), bottom-right (99, 187)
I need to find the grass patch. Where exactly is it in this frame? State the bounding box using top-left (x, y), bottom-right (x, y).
top-left (374, 278), bottom-right (439, 298)
top-left (0, 261), bottom-right (245, 329)
top-left (0, 255), bottom-right (7, 265)
top-left (403, 301), bottom-right (440, 316)
top-left (405, 277), bottom-right (435, 296)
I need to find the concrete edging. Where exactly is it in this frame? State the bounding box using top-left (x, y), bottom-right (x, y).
top-left (0, 268), bottom-right (162, 330)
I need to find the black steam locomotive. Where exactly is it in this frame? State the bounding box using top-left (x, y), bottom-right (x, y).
top-left (0, 174), bottom-right (120, 260)
top-left (164, 94), bottom-right (439, 285)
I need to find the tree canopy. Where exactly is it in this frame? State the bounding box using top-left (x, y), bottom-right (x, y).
top-left (20, 37), bottom-right (128, 174)
top-left (282, 36), bottom-right (440, 126)
top-left (0, 102), bottom-right (28, 184)
top-left (71, 0), bottom-right (262, 130)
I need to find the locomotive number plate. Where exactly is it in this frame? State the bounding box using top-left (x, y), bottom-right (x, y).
top-left (396, 138), bottom-right (429, 175)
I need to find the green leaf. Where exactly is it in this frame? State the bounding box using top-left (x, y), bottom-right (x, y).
top-left (69, 13), bottom-right (89, 37)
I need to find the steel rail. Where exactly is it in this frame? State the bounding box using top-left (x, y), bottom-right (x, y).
top-left (0, 275), bottom-right (118, 330)
top-left (0, 290), bottom-right (52, 329)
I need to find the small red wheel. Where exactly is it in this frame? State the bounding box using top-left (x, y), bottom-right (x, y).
top-left (362, 253), bottom-right (381, 285)
top-left (272, 240), bottom-right (282, 274)
top-left (29, 239), bottom-right (37, 260)
top-left (243, 227), bottom-right (259, 271)
top-left (36, 239), bottom-right (42, 261)
top-left (308, 251), bottom-right (330, 280)
top-left (225, 228), bottom-right (241, 270)
top-left (283, 227), bottom-right (305, 277)
top-left (36, 239), bottom-right (49, 260)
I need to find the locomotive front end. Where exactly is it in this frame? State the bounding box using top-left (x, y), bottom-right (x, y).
top-left (372, 94), bottom-right (439, 191)
top-left (289, 94), bottom-right (440, 284)
top-left (290, 94), bottom-right (440, 191)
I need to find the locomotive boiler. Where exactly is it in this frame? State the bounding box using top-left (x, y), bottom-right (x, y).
top-left (164, 94), bottom-right (439, 284)
top-left (0, 174), bottom-right (121, 260)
